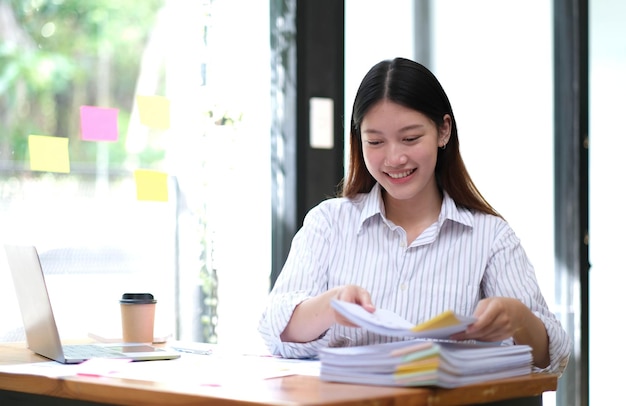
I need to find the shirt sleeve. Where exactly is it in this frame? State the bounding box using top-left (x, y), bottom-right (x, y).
top-left (257, 204), bottom-right (334, 358)
top-left (483, 221), bottom-right (571, 375)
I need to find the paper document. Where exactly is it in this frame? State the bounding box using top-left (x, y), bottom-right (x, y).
top-left (319, 338), bottom-right (532, 388)
top-left (331, 299), bottom-right (476, 338)
top-left (0, 352), bottom-right (321, 386)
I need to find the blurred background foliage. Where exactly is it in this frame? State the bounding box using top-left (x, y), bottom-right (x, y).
top-left (0, 0), bottom-right (164, 171)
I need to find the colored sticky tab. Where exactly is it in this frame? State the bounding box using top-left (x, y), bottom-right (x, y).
top-left (136, 95), bottom-right (170, 129)
top-left (28, 135), bottom-right (70, 173)
top-left (80, 105), bottom-right (119, 141)
top-left (411, 310), bottom-right (462, 332)
top-left (134, 169), bottom-right (169, 202)
top-left (76, 358), bottom-right (133, 377)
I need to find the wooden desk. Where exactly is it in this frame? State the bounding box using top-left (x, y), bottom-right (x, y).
top-left (0, 342), bottom-right (557, 406)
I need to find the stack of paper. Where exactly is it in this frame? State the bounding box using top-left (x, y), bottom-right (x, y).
top-left (319, 339), bottom-right (532, 388)
top-left (321, 300), bottom-right (533, 387)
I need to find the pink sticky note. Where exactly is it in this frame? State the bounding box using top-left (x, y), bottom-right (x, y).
top-left (80, 105), bottom-right (119, 141)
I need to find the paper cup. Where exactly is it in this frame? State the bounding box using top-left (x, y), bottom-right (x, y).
top-left (120, 293), bottom-right (156, 343)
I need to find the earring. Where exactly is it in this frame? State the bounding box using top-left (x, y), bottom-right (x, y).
top-left (440, 143), bottom-right (447, 150)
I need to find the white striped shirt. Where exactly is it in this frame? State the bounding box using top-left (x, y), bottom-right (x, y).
top-left (258, 183), bottom-right (570, 374)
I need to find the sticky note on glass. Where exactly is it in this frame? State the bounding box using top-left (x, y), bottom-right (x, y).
top-left (136, 95), bottom-right (170, 129)
top-left (134, 169), bottom-right (169, 202)
top-left (28, 135), bottom-right (70, 173)
top-left (80, 105), bottom-right (119, 141)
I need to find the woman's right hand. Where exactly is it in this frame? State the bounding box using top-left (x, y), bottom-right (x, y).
top-left (332, 285), bottom-right (376, 327)
top-left (280, 285), bottom-right (374, 343)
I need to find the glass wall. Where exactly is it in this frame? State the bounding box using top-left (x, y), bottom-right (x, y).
top-left (0, 0), bottom-right (178, 341)
top-left (0, 0), bottom-right (271, 350)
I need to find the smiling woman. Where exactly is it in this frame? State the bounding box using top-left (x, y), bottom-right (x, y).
top-left (258, 58), bottom-right (569, 380)
top-left (343, 2), bottom-right (575, 404)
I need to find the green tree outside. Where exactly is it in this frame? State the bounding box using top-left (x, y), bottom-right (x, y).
top-left (0, 0), bottom-right (164, 170)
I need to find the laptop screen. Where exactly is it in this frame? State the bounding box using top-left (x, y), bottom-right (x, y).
top-left (4, 244), bottom-right (66, 362)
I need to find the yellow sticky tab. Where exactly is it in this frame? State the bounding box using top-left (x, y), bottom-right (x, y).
top-left (28, 135), bottom-right (70, 173)
top-left (395, 358), bottom-right (440, 374)
top-left (410, 310), bottom-right (461, 332)
top-left (134, 169), bottom-right (169, 202)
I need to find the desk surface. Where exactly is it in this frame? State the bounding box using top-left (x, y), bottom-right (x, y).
top-left (0, 342), bottom-right (558, 406)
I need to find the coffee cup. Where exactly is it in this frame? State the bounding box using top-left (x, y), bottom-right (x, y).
top-left (120, 293), bottom-right (157, 343)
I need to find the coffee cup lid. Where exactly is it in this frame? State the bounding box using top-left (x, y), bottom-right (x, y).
top-left (120, 293), bottom-right (156, 304)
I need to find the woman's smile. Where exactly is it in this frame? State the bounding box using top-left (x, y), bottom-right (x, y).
top-left (385, 168), bottom-right (416, 180)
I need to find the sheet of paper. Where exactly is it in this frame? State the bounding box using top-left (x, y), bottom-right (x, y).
top-left (75, 358), bottom-right (133, 377)
top-left (0, 361), bottom-right (80, 378)
top-left (330, 299), bottom-right (476, 338)
top-left (0, 353), bottom-right (320, 387)
top-left (96, 353), bottom-right (320, 386)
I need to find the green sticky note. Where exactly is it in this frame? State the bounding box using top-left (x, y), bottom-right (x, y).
top-left (28, 135), bottom-right (70, 173)
top-left (136, 95), bottom-right (171, 130)
top-left (134, 169), bottom-right (169, 202)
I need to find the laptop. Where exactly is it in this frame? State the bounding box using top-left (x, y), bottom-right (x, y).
top-left (4, 244), bottom-right (180, 364)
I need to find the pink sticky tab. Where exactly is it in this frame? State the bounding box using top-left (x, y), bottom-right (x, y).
top-left (80, 105), bottom-right (119, 141)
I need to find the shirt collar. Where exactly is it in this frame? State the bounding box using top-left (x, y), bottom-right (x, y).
top-left (356, 183), bottom-right (474, 233)
top-left (358, 183), bottom-right (385, 226)
top-left (439, 191), bottom-right (474, 228)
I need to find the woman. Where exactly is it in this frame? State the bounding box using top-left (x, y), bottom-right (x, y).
top-left (258, 57), bottom-right (570, 374)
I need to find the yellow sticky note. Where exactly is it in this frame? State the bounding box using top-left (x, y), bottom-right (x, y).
top-left (410, 310), bottom-right (461, 332)
top-left (136, 95), bottom-right (170, 129)
top-left (134, 169), bottom-right (169, 202)
top-left (28, 135), bottom-right (70, 173)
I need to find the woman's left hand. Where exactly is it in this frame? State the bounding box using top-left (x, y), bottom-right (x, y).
top-left (450, 297), bottom-right (527, 342)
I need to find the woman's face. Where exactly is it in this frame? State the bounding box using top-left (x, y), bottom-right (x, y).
top-left (360, 100), bottom-right (450, 203)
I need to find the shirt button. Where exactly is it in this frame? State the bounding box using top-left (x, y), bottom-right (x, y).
top-left (399, 242), bottom-right (406, 248)
top-left (400, 283), bottom-right (407, 291)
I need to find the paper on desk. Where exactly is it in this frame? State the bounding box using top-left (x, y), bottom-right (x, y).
top-left (0, 359), bottom-right (132, 379)
top-left (104, 354), bottom-right (320, 388)
top-left (0, 353), bottom-right (320, 387)
top-left (97, 353), bottom-right (321, 386)
top-left (75, 358), bottom-right (133, 377)
top-left (0, 361), bottom-right (81, 378)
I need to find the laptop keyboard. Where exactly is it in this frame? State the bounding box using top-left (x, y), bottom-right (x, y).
top-left (63, 344), bottom-right (125, 359)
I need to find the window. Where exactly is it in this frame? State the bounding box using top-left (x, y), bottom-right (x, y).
top-left (0, 0), bottom-right (271, 349)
